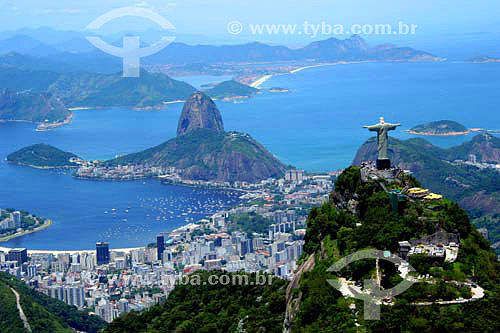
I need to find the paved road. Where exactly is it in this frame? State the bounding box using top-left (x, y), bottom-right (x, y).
top-left (10, 287), bottom-right (32, 333)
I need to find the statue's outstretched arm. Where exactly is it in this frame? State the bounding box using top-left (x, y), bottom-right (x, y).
top-left (386, 123), bottom-right (401, 130)
top-left (363, 125), bottom-right (380, 131)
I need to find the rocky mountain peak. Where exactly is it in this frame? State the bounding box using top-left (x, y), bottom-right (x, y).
top-left (176, 91), bottom-right (224, 137)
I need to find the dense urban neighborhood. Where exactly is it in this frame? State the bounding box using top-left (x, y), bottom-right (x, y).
top-left (0, 169), bottom-right (339, 322)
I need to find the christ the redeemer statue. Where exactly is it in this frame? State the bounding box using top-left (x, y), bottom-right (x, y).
top-left (363, 117), bottom-right (400, 170)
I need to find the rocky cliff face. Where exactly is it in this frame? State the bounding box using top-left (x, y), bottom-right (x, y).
top-left (177, 92), bottom-right (224, 136)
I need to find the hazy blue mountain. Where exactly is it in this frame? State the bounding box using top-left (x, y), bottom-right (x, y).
top-left (0, 35), bottom-right (59, 57)
top-left (0, 52), bottom-right (79, 73)
top-left (143, 35), bottom-right (442, 64)
top-left (0, 66), bottom-right (61, 91)
top-left (0, 32), bottom-right (442, 71)
top-left (0, 27), bottom-right (85, 45)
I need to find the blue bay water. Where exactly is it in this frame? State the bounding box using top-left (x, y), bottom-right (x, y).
top-left (1, 62), bottom-right (499, 250)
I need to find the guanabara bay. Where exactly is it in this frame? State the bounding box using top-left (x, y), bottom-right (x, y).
top-left (1, 1), bottom-right (500, 332)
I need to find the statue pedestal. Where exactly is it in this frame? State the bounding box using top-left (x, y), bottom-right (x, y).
top-left (376, 159), bottom-right (391, 170)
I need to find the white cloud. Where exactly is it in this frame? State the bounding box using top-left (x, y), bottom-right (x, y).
top-left (135, 1), bottom-right (153, 9)
top-left (60, 8), bottom-right (82, 14)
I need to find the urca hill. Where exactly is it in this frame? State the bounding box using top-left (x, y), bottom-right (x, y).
top-left (105, 92), bottom-right (287, 182)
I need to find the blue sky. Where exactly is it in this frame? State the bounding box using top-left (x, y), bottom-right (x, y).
top-left (1, 0), bottom-right (499, 57)
top-left (2, 0), bottom-right (499, 36)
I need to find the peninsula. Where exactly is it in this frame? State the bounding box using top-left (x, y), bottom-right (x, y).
top-left (407, 120), bottom-right (469, 136)
top-left (0, 208), bottom-right (52, 242)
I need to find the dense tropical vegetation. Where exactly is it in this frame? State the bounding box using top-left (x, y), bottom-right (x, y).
top-left (291, 166), bottom-right (500, 332)
top-left (228, 212), bottom-right (273, 235)
top-left (7, 143), bottom-right (79, 168)
top-left (0, 272), bottom-right (106, 333)
top-left (409, 120), bottom-right (468, 134)
top-left (205, 80), bottom-right (258, 99)
top-left (105, 271), bottom-right (287, 332)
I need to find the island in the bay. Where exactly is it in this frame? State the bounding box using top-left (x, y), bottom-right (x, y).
top-left (205, 80), bottom-right (258, 101)
top-left (7, 143), bottom-right (81, 168)
top-left (77, 92), bottom-right (287, 183)
top-left (407, 120), bottom-right (469, 136)
top-left (0, 208), bottom-right (52, 242)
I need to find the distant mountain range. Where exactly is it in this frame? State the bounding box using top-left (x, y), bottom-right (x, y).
top-left (0, 32), bottom-right (444, 68)
top-left (0, 32), bottom-right (445, 123)
top-left (127, 35), bottom-right (445, 64)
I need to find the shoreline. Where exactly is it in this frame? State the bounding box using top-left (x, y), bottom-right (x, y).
top-left (0, 219), bottom-right (53, 243)
top-left (249, 61), bottom-right (373, 88)
top-left (289, 61), bottom-right (373, 74)
top-left (249, 74), bottom-right (273, 88)
top-left (36, 113), bottom-right (74, 132)
top-left (7, 162), bottom-right (79, 170)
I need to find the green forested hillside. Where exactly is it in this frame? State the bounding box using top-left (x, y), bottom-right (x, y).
top-left (290, 167), bottom-right (500, 332)
top-left (0, 90), bottom-right (70, 122)
top-left (0, 272), bottom-right (106, 333)
top-left (0, 65), bottom-right (196, 121)
top-left (206, 80), bottom-right (258, 99)
top-left (227, 212), bottom-right (273, 235)
top-left (105, 271), bottom-right (287, 333)
top-left (58, 70), bottom-right (196, 108)
top-left (353, 135), bottom-right (500, 216)
top-left (7, 143), bottom-right (79, 168)
top-left (0, 282), bottom-right (26, 333)
top-left (409, 120), bottom-right (468, 134)
top-left (103, 128), bottom-right (287, 182)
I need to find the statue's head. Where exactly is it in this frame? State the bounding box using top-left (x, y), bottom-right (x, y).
top-left (380, 117), bottom-right (385, 124)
